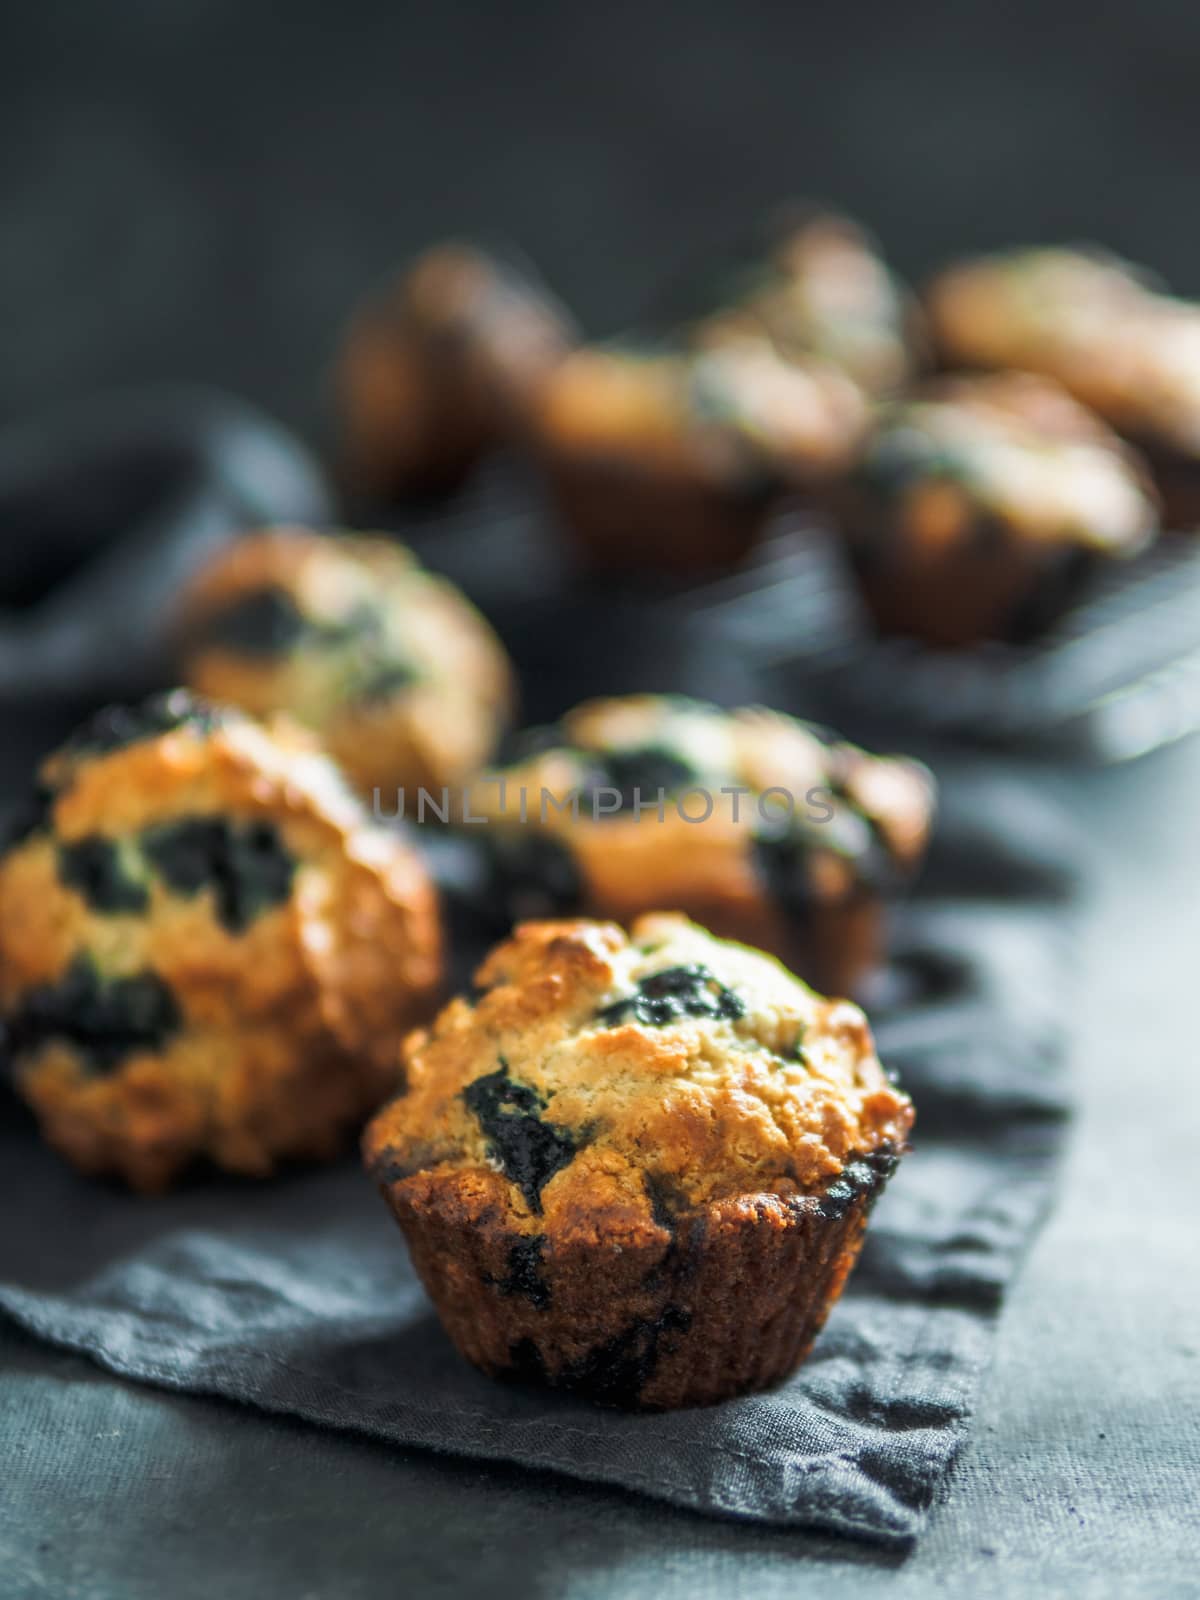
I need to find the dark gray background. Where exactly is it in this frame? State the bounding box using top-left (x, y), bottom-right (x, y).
top-left (2, 3), bottom-right (1199, 1594)
top-left (5, 0), bottom-right (1200, 443)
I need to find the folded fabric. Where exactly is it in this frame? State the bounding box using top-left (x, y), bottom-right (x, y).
top-left (0, 385), bottom-right (331, 703)
top-left (0, 775), bottom-right (1076, 1547)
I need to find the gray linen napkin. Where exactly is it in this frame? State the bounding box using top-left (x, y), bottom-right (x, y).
top-left (0, 774), bottom-right (1075, 1548)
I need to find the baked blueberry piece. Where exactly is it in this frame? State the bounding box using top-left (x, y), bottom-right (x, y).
top-left (336, 241), bottom-right (577, 497)
top-left (925, 247), bottom-right (1200, 526)
top-left (531, 338), bottom-right (867, 573)
top-left (0, 691), bottom-right (442, 1190)
top-left (469, 695), bottom-right (933, 997)
top-left (176, 528), bottom-right (514, 797)
top-left (363, 913), bottom-right (913, 1409)
top-left (833, 373), bottom-right (1158, 646)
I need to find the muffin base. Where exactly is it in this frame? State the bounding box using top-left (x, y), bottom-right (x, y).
top-left (20, 1036), bottom-right (401, 1194)
top-left (843, 533), bottom-right (1098, 648)
top-left (543, 455), bottom-right (773, 574)
top-left (1140, 445), bottom-right (1200, 532)
top-left (377, 1147), bottom-right (898, 1410)
top-left (484, 880), bottom-right (885, 1002)
top-left (479, 826), bottom-right (891, 1001)
top-left (337, 312), bottom-right (493, 499)
top-left (696, 892), bottom-right (886, 1003)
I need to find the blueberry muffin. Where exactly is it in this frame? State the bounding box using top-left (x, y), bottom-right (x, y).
top-left (0, 691), bottom-right (442, 1189)
top-left (925, 247), bottom-right (1200, 524)
top-left (364, 913), bottom-right (913, 1409)
top-left (467, 696), bottom-right (933, 997)
top-left (337, 241), bottom-right (577, 498)
top-left (531, 338), bottom-right (868, 572)
top-left (833, 373), bottom-right (1158, 647)
top-left (176, 528), bottom-right (515, 797)
top-left (681, 207), bottom-right (916, 398)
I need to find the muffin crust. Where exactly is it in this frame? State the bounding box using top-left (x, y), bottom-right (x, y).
top-left (835, 373), bottom-right (1158, 646)
top-left (925, 246), bottom-right (1200, 525)
top-left (177, 528), bottom-right (514, 796)
top-left (683, 208), bottom-right (916, 398)
top-left (533, 338), bottom-right (868, 571)
top-left (469, 696), bottom-right (933, 997)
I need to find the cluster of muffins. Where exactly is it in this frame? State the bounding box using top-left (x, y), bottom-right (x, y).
top-left (0, 677), bottom-right (927, 1408)
top-left (9, 211), bottom-right (1176, 1411)
top-left (12, 205), bottom-right (1074, 1413)
top-left (337, 222), bottom-right (1200, 647)
top-left (338, 213), bottom-right (903, 574)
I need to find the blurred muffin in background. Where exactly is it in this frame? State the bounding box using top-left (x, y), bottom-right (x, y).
top-left (680, 207), bottom-right (918, 398)
top-left (337, 242), bottom-right (577, 498)
top-left (925, 247), bottom-right (1200, 525)
top-left (467, 694), bottom-right (933, 998)
top-left (534, 208), bottom-right (913, 574)
top-left (0, 692), bottom-right (441, 1190)
top-left (176, 528), bottom-right (514, 798)
top-left (832, 373), bottom-right (1159, 648)
top-left (531, 338), bottom-right (868, 573)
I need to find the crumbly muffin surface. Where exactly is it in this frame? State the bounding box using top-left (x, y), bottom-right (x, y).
top-left (468, 695), bottom-right (932, 994)
top-left (689, 210), bottom-right (914, 397)
top-left (832, 371), bottom-right (1160, 647)
top-left (177, 528), bottom-right (514, 795)
top-left (926, 247), bottom-right (1200, 457)
top-left (854, 374), bottom-right (1157, 555)
top-left (535, 339), bottom-right (869, 487)
top-left (0, 691), bottom-right (442, 1188)
top-left (365, 914), bottom-right (912, 1237)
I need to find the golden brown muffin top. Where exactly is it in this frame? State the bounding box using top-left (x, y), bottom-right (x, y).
top-left (853, 373), bottom-right (1158, 554)
top-left (691, 210), bottom-right (915, 397)
top-left (532, 339), bottom-right (868, 485)
top-left (926, 246), bottom-right (1200, 456)
top-left (476, 695), bottom-right (932, 879)
top-left (0, 690), bottom-right (439, 1038)
top-left (377, 242), bottom-right (575, 397)
top-left (178, 528), bottom-right (509, 716)
top-left (336, 242), bottom-right (578, 497)
top-left (364, 913), bottom-right (912, 1239)
top-left (175, 529), bottom-right (514, 789)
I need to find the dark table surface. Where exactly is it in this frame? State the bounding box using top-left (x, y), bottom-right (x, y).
top-left (3, 3), bottom-right (1200, 1592)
